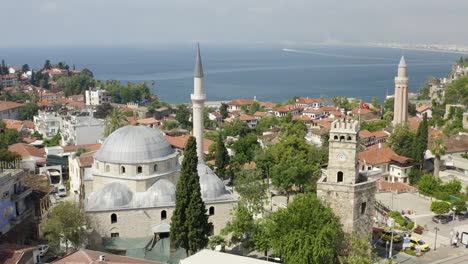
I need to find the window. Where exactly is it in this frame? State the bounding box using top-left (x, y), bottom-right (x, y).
top-left (111, 233), bottom-right (119, 238)
top-left (121, 166), bottom-right (126, 174)
top-left (209, 206), bottom-right (215, 216)
top-left (154, 164), bottom-right (158, 172)
top-left (111, 213), bottom-right (117, 224)
top-left (105, 165), bottom-right (110, 172)
top-left (361, 202), bottom-right (367, 215)
top-left (340, 136), bottom-right (345, 141)
top-left (347, 136), bottom-right (352, 141)
top-left (137, 166), bottom-right (142, 174)
top-left (161, 210), bottom-right (167, 220)
top-left (334, 135), bottom-right (338, 140)
top-left (337, 171), bottom-right (343, 182)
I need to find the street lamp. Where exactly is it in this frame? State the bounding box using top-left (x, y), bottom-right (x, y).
top-left (387, 218), bottom-right (395, 259)
top-left (434, 226), bottom-right (440, 251)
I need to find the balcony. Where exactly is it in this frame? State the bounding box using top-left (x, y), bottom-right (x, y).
top-left (11, 207), bottom-right (34, 224)
top-left (12, 187), bottom-right (32, 201)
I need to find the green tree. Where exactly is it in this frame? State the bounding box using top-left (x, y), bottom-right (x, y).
top-left (412, 113), bottom-right (428, 167)
top-left (340, 233), bottom-right (376, 264)
top-left (281, 120), bottom-right (307, 138)
top-left (43, 59), bottom-right (52, 70)
top-left (94, 103), bottom-right (113, 119)
top-left (235, 169), bottom-right (267, 214)
top-left (430, 201), bottom-right (451, 215)
top-left (162, 120), bottom-right (179, 130)
top-left (43, 201), bottom-right (86, 253)
top-left (21, 64), bottom-right (30, 73)
top-left (258, 194), bottom-right (343, 264)
top-left (451, 200), bottom-right (467, 214)
top-left (417, 174), bottom-right (440, 196)
top-left (104, 108), bottom-right (128, 137)
top-left (176, 104), bottom-right (192, 129)
top-left (0, 148), bottom-right (21, 162)
top-left (221, 204), bottom-right (256, 249)
top-left (384, 97), bottom-right (394, 113)
top-left (231, 133), bottom-right (260, 164)
top-left (431, 139), bottom-right (446, 177)
top-left (445, 76), bottom-right (468, 106)
top-left (0, 121), bottom-right (21, 149)
top-left (220, 103), bottom-right (228, 119)
top-left (215, 134), bottom-right (229, 179)
top-left (43, 130), bottom-right (62, 147)
top-left (360, 120), bottom-right (388, 132)
top-left (171, 137), bottom-right (210, 256)
top-left (20, 102), bottom-right (39, 120)
top-left (371, 97), bottom-right (380, 109)
top-left (388, 124), bottom-right (415, 159)
top-left (222, 119), bottom-right (249, 137)
top-left (408, 102), bottom-right (417, 116)
top-left (408, 167), bottom-right (423, 185)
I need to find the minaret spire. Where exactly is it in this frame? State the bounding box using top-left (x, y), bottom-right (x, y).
top-left (393, 56), bottom-right (409, 126)
top-left (191, 43), bottom-right (206, 163)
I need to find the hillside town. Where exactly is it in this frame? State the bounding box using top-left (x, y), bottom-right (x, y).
top-left (1, 47), bottom-right (468, 264)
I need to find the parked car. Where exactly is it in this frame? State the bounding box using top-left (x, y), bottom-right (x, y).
top-left (381, 231), bottom-right (401, 243)
top-left (432, 215), bottom-right (449, 224)
top-left (57, 184), bottom-right (67, 197)
top-left (38, 245), bottom-right (49, 257)
top-left (409, 237), bottom-right (429, 252)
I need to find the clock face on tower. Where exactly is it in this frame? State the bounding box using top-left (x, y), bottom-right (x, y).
top-left (337, 153), bottom-right (347, 161)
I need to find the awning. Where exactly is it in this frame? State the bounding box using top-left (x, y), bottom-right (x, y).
top-left (152, 222), bottom-right (170, 233)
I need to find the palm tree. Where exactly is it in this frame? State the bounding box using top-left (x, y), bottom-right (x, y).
top-left (104, 108), bottom-right (128, 137)
top-left (431, 139), bottom-right (446, 177)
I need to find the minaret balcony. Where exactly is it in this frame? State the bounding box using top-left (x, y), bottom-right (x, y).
top-left (191, 94), bottom-right (206, 101)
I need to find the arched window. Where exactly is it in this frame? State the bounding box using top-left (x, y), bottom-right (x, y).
top-left (111, 213), bottom-right (117, 224)
top-left (337, 171), bottom-right (344, 182)
top-left (121, 166), bottom-right (126, 174)
top-left (347, 136), bottom-right (352, 141)
top-left (154, 164), bottom-right (158, 172)
top-left (161, 210), bottom-right (167, 220)
top-left (340, 136), bottom-right (345, 141)
top-left (333, 135), bottom-right (338, 140)
top-left (209, 206), bottom-right (215, 216)
top-left (105, 165), bottom-right (110, 172)
top-left (137, 166), bottom-right (142, 174)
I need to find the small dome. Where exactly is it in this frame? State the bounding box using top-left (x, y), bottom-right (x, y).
top-left (94, 126), bottom-right (174, 164)
top-left (197, 163), bottom-right (228, 199)
top-left (87, 182), bottom-right (133, 210)
top-left (140, 179), bottom-right (176, 207)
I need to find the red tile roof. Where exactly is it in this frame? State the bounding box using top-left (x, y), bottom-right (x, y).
top-left (0, 101), bottom-right (23, 111)
top-left (165, 134), bottom-right (213, 153)
top-left (8, 143), bottom-right (45, 158)
top-left (416, 104), bottom-right (431, 113)
top-left (376, 180), bottom-right (417, 193)
top-left (239, 113), bottom-right (256, 121)
top-left (137, 117), bottom-right (160, 125)
top-left (226, 99), bottom-right (254, 106)
top-left (359, 146), bottom-right (410, 165)
top-left (253, 111), bottom-right (268, 118)
top-left (259, 101), bottom-right (276, 109)
top-left (295, 97), bottom-right (322, 104)
top-left (63, 144), bottom-right (101, 153)
top-left (273, 104), bottom-right (299, 113)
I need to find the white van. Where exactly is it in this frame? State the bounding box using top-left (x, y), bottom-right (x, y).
top-left (57, 184), bottom-right (67, 197)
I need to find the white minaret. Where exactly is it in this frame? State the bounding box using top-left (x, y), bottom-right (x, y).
top-left (191, 44), bottom-right (206, 163)
top-left (393, 56), bottom-right (408, 125)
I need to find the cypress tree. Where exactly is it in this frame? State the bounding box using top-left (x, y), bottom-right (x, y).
top-left (215, 134), bottom-right (229, 179)
top-left (185, 136), bottom-right (211, 255)
top-left (170, 136), bottom-right (198, 255)
top-left (413, 113), bottom-right (429, 167)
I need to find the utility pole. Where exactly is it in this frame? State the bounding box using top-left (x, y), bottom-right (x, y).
top-left (434, 226), bottom-right (440, 251)
top-left (388, 218), bottom-right (395, 259)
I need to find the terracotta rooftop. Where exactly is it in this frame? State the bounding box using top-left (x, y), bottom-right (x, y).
top-left (253, 111), bottom-right (268, 118)
top-left (63, 143), bottom-right (101, 153)
top-left (226, 99), bottom-right (254, 106)
top-left (376, 180), bottom-right (417, 193)
top-left (8, 143), bottom-right (45, 158)
top-left (303, 108), bottom-right (322, 114)
top-left (0, 101), bottom-right (23, 112)
top-left (312, 119), bottom-right (333, 129)
top-left (292, 115), bottom-right (312, 122)
top-left (408, 117), bottom-right (442, 138)
top-left (52, 249), bottom-right (162, 264)
top-left (359, 146), bottom-right (410, 165)
top-left (165, 134), bottom-right (213, 153)
top-left (259, 101), bottom-right (276, 109)
top-left (351, 107), bottom-right (372, 114)
top-left (2, 119), bottom-right (34, 131)
top-left (127, 116), bottom-right (137, 125)
top-left (416, 104), bottom-right (431, 113)
top-left (239, 113), bottom-right (256, 121)
top-left (359, 130), bottom-right (389, 139)
top-left (273, 104), bottom-right (298, 113)
top-left (0, 244), bottom-right (37, 264)
top-left (320, 106), bottom-right (338, 111)
top-left (295, 97), bottom-right (322, 104)
top-left (437, 134), bottom-right (468, 154)
top-left (137, 117), bottom-right (160, 125)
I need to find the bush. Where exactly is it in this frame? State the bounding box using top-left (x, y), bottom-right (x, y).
top-left (387, 211), bottom-right (414, 230)
top-left (433, 191), bottom-right (451, 201)
top-left (430, 201), bottom-right (451, 215)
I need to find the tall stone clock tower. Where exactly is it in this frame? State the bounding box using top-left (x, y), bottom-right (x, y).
top-left (317, 119), bottom-right (376, 236)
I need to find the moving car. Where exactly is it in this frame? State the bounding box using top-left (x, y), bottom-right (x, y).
top-left (38, 245), bottom-right (49, 257)
top-left (409, 237), bottom-right (429, 252)
top-left (381, 231), bottom-right (401, 243)
top-left (57, 184), bottom-right (67, 197)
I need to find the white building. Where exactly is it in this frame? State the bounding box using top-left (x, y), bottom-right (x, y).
top-left (34, 111), bottom-right (62, 139)
top-left (85, 88), bottom-right (112, 106)
top-left (60, 115), bottom-right (104, 146)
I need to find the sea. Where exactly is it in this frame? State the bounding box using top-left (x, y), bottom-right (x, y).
top-left (0, 44), bottom-right (462, 104)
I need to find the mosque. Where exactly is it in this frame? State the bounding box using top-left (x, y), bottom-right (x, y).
top-left (84, 46), bottom-right (236, 249)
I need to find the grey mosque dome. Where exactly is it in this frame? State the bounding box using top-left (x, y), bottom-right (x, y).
top-left (94, 125), bottom-right (174, 164)
top-left (140, 179), bottom-right (176, 207)
top-left (87, 182), bottom-right (133, 210)
top-left (197, 163), bottom-right (228, 199)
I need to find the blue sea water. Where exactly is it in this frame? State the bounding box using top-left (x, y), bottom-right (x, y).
top-left (0, 44), bottom-right (460, 103)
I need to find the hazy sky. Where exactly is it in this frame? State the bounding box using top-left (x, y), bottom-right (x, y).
top-left (2, 0), bottom-right (467, 47)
